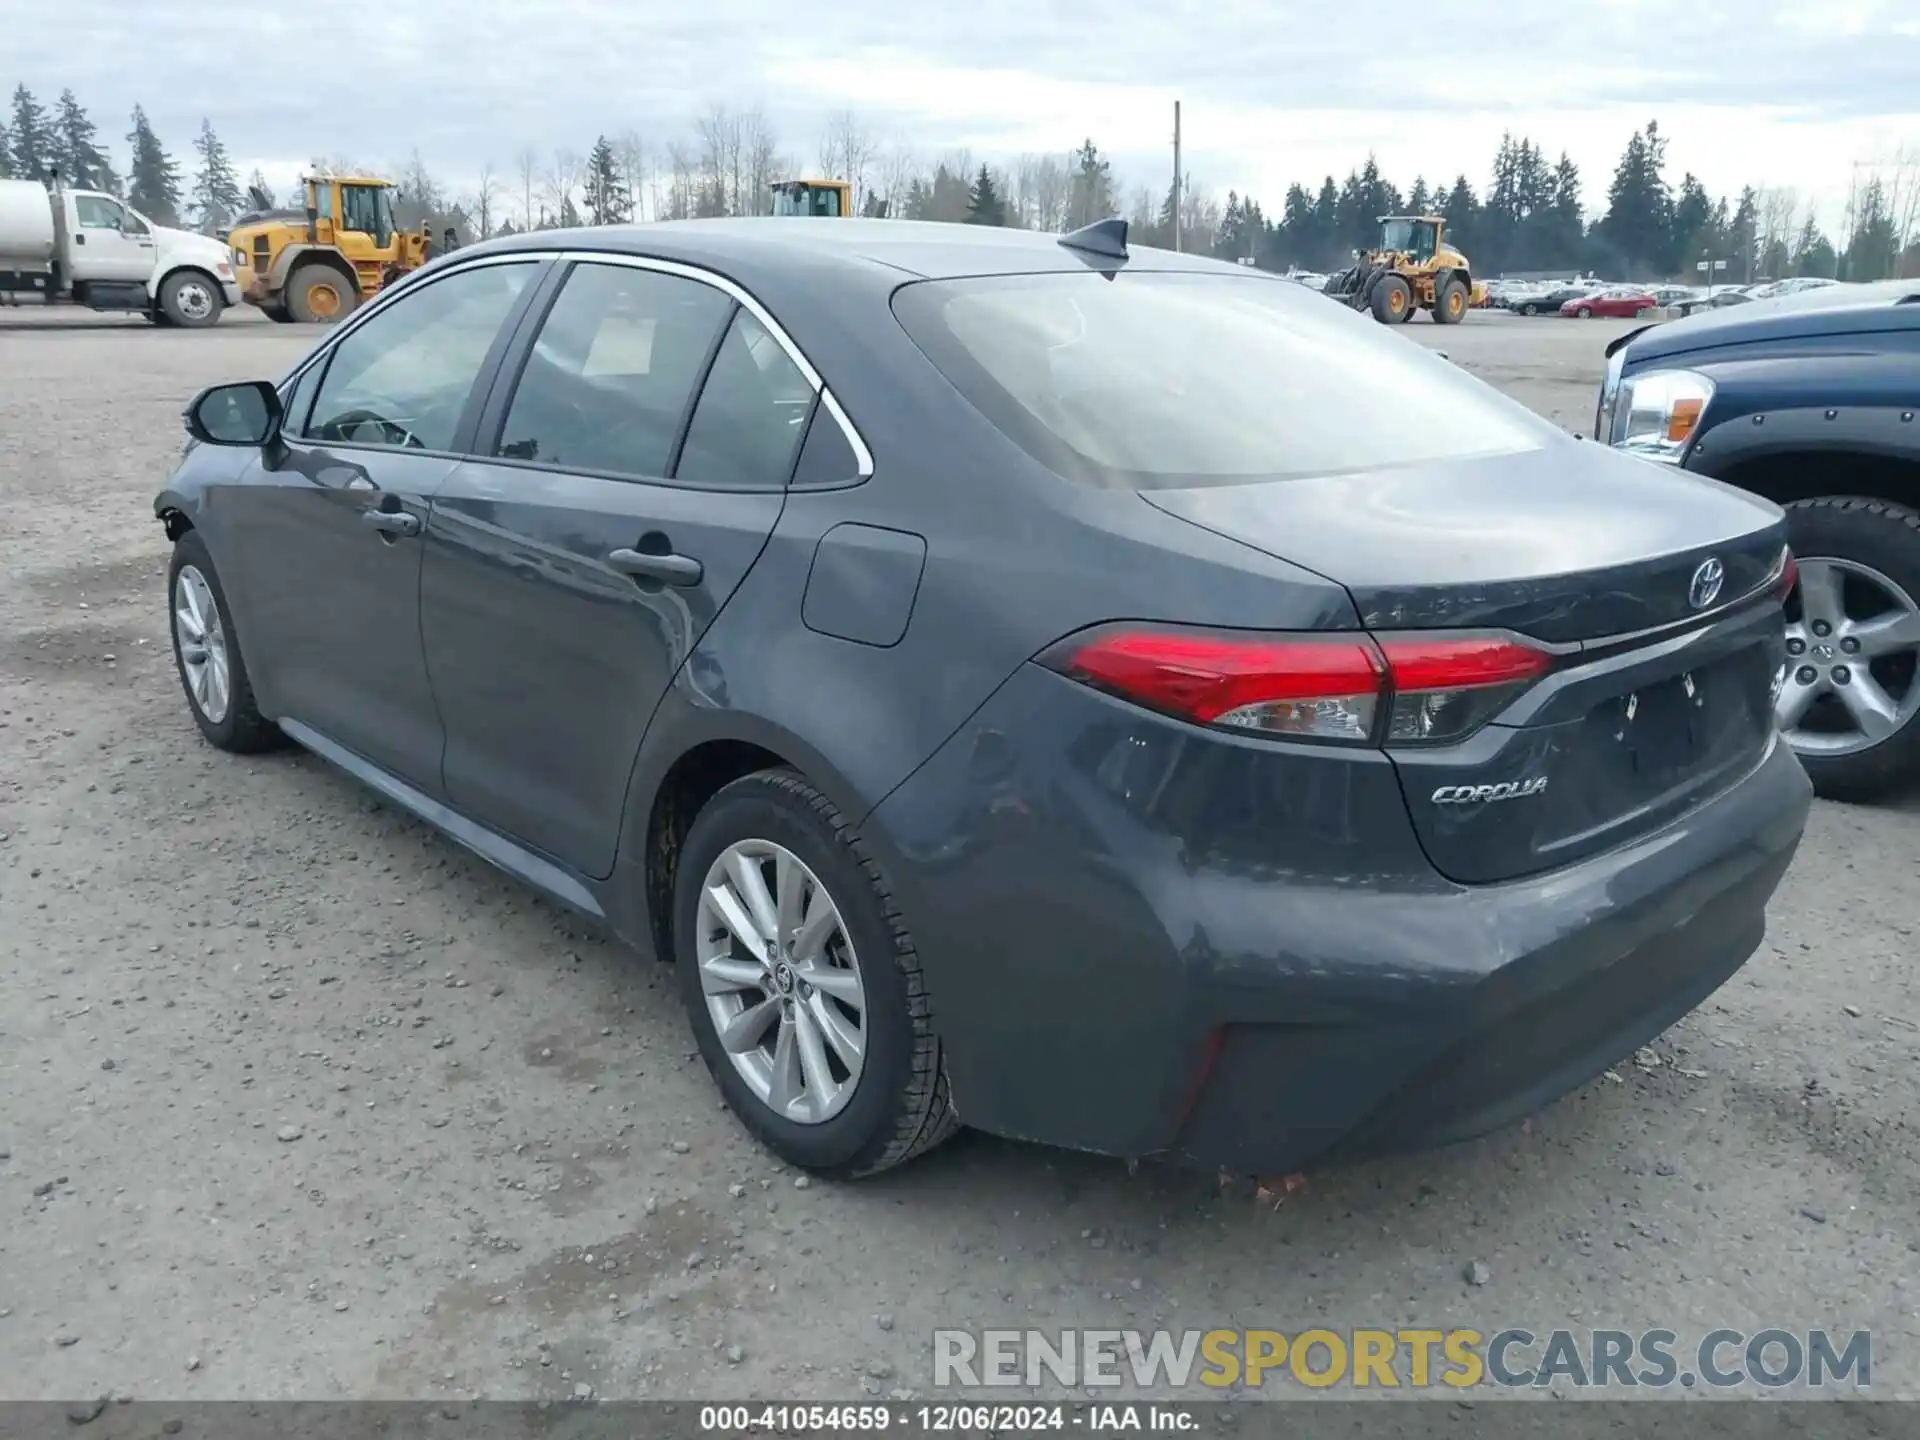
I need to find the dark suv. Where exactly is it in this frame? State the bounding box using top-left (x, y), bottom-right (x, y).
top-left (1599, 280), bottom-right (1920, 798)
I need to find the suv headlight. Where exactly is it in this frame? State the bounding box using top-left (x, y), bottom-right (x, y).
top-left (1605, 368), bottom-right (1715, 463)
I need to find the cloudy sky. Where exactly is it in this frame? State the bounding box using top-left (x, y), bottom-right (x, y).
top-left (12, 0), bottom-right (1920, 231)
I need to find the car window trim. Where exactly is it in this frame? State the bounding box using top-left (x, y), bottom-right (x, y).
top-left (287, 245), bottom-right (874, 485)
top-left (283, 254), bottom-right (552, 462)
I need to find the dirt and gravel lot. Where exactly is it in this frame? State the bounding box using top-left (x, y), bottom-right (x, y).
top-left (3, 306), bottom-right (1918, 1406)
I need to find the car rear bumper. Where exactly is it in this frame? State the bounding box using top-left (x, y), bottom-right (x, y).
top-left (865, 663), bottom-right (1811, 1172)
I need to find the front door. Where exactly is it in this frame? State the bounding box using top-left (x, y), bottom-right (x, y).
top-left (66, 194), bottom-right (154, 283)
top-left (420, 259), bottom-right (815, 877)
top-left (224, 258), bottom-right (544, 788)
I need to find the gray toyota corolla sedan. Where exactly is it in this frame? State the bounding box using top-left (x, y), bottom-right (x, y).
top-left (156, 218), bottom-right (1811, 1179)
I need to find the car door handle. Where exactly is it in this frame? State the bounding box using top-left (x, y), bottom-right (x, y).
top-left (362, 509), bottom-right (421, 537)
top-left (607, 547), bottom-right (702, 586)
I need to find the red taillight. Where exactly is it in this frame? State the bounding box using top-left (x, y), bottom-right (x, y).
top-left (1042, 627), bottom-right (1385, 742)
top-left (1040, 624), bottom-right (1552, 746)
top-left (1774, 548), bottom-right (1798, 602)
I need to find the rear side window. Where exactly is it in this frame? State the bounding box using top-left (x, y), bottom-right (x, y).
top-left (495, 262), bottom-right (732, 478)
top-left (892, 272), bottom-right (1550, 489)
top-left (674, 310), bottom-right (815, 489)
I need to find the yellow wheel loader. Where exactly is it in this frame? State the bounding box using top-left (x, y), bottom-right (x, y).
top-left (226, 174), bottom-right (435, 324)
top-left (1323, 215), bottom-right (1487, 325)
top-left (769, 179), bottom-right (853, 217)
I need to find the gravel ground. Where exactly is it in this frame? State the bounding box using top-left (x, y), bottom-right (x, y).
top-left (3, 305), bottom-right (1917, 1405)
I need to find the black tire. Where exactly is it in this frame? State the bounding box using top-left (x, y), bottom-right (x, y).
top-left (1577, 305), bottom-right (1594, 318)
top-left (166, 530), bottom-right (284, 754)
top-left (158, 270), bottom-right (224, 328)
top-left (1781, 497), bottom-right (1920, 801)
top-left (1521, 302), bottom-right (1539, 316)
top-left (1370, 274), bottom-right (1412, 324)
top-left (260, 303), bottom-right (297, 324)
top-left (285, 263), bottom-right (358, 324)
top-left (1434, 278), bottom-right (1468, 325)
top-left (673, 769), bottom-right (957, 1177)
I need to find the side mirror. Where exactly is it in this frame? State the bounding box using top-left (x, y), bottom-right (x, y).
top-left (185, 381), bottom-right (282, 446)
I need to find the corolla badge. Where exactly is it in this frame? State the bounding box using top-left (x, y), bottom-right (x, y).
top-left (1689, 557), bottom-right (1725, 610)
top-left (1431, 777), bottom-right (1550, 805)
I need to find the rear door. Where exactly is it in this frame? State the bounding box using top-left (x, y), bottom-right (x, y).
top-left (420, 257), bottom-right (814, 878)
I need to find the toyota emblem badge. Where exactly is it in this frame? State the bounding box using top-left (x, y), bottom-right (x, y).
top-left (1689, 557), bottom-right (1725, 611)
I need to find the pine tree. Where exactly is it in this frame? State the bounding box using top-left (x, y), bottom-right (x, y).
top-left (584, 135), bottom-right (631, 224)
top-left (10, 85), bottom-right (53, 180)
top-left (126, 106), bottom-right (184, 226)
top-left (0, 116), bottom-right (12, 179)
top-left (1405, 177), bottom-right (1432, 217)
top-left (965, 164), bottom-right (1007, 226)
top-left (190, 118), bottom-right (243, 233)
top-left (1599, 121), bottom-right (1673, 277)
top-left (55, 90), bottom-right (115, 191)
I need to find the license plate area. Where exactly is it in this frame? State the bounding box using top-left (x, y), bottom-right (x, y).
top-left (1613, 673), bottom-right (1702, 778)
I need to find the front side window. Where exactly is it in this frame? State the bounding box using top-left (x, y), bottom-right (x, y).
top-left (675, 310), bottom-right (815, 489)
top-left (494, 262), bottom-right (732, 477)
top-left (303, 262), bottom-right (536, 452)
top-left (74, 196), bottom-right (126, 230)
top-left (339, 185), bottom-right (390, 245)
top-left (892, 271), bottom-right (1551, 490)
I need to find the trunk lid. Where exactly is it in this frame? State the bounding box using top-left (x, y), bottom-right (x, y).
top-left (1142, 443), bottom-right (1789, 884)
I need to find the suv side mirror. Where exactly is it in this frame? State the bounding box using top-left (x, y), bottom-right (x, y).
top-left (185, 381), bottom-right (282, 446)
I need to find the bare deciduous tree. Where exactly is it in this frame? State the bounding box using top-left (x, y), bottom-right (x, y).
top-left (818, 109), bottom-right (877, 205)
top-left (471, 159), bottom-right (500, 239)
top-left (664, 139), bottom-right (698, 221)
top-left (542, 148), bottom-right (582, 227)
top-left (743, 108), bottom-right (782, 218)
top-left (695, 102), bottom-right (745, 214)
top-left (613, 129), bottom-right (649, 223)
top-left (514, 147), bottom-right (540, 231)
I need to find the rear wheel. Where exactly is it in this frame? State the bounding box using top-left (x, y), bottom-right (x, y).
top-left (1371, 275), bottom-right (1412, 324)
top-left (286, 264), bottom-right (358, 324)
top-left (1777, 497), bottom-right (1920, 800)
top-left (1434, 278), bottom-right (1468, 325)
top-left (674, 769), bottom-right (957, 1177)
top-left (259, 303), bottom-right (296, 324)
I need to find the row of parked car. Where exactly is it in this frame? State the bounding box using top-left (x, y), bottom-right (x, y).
top-left (1488, 275), bottom-right (1847, 318)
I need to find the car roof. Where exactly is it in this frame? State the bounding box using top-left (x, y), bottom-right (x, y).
top-left (450, 217), bottom-right (1250, 284)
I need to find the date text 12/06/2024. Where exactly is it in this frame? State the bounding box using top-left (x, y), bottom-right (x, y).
top-left (699, 1404), bottom-right (1195, 1432)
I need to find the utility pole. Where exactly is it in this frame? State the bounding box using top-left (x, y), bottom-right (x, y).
top-left (1172, 100), bottom-right (1182, 253)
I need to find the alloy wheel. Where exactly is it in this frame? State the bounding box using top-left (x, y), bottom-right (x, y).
top-left (1777, 556), bottom-right (1920, 756)
top-left (173, 564), bottom-right (232, 724)
top-left (696, 839), bottom-right (868, 1124)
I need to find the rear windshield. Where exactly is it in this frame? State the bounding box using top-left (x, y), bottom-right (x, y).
top-left (892, 271), bottom-right (1550, 489)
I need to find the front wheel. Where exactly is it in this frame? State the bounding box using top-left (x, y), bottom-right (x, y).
top-left (167, 531), bottom-right (284, 753)
top-left (1521, 302), bottom-right (1539, 316)
top-left (159, 271), bottom-right (223, 328)
top-left (286, 264), bottom-right (358, 324)
top-left (1433, 278), bottom-right (1468, 325)
top-left (1577, 305), bottom-right (1594, 318)
top-left (674, 769), bottom-right (957, 1177)
top-left (1777, 497), bottom-right (1920, 800)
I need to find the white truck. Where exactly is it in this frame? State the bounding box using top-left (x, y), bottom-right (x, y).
top-left (0, 176), bottom-right (241, 327)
